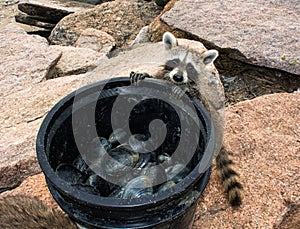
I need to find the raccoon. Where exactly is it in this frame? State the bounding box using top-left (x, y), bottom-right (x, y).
top-left (0, 195), bottom-right (77, 229)
top-left (130, 32), bottom-right (244, 207)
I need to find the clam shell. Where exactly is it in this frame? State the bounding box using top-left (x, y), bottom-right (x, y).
top-left (122, 176), bottom-right (153, 199)
top-left (108, 128), bottom-right (127, 146)
top-left (157, 153), bottom-right (172, 166)
top-left (86, 174), bottom-right (111, 196)
top-left (73, 155), bottom-right (89, 174)
top-left (85, 137), bottom-right (112, 164)
top-left (108, 186), bottom-right (124, 198)
top-left (129, 134), bottom-right (155, 153)
top-left (157, 180), bottom-right (176, 193)
top-left (98, 144), bottom-right (139, 180)
top-left (129, 134), bottom-right (147, 152)
top-left (55, 163), bottom-right (85, 185)
top-left (165, 163), bottom-right (190, 183)
top-left (141, 164), bottom-right (167, 186)
top-left (135, 152), bottom-right (152, 169)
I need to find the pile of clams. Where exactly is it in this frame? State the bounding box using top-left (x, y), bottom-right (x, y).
top-left (55, 127), bottom-right (193, 199)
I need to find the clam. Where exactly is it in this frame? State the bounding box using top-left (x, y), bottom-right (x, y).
top-left (128, 134), bottom-right (148, 153)
top-left (85, 137), bottom-right (112, 164)
top-left (98, 137), bottom-right (112, 151)
top-left (55, 163), bottom-right (85, 185)
top-left (165, 163), bottom-right (190, 183)
top-left (73, 155), bottom-right (89, 174)
top-left (157, 153), bottom-right (172, 166)
top-left (135, 152), bottom-right (152, 169)
top-left (141, 164), bottom-right (167, 186)
top-left (86, 174), bottom-right (111, 196)
top-left (98, 144), bottom-right (139, 180)
top-left (108, 186), bottom-right (124, 198)
top-left (71, 183), bottom-right (99, 195)
top-left (108, 128), bottom-right (127, 146)
top-left (130, 134), bottom-right (157, 153)
top-left (156, 180), bottom-right (176, 193)
top-left (122, 176), bottom-right (153, 199)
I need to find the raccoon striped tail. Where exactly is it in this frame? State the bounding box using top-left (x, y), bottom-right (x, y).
top-left (216, 146), bottom-right (244, 207)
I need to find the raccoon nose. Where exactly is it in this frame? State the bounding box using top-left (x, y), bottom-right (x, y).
top-left (173, 73), bottom-right (184, 82)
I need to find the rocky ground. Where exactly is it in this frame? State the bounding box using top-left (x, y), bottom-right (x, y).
top-left (0, 0), bottom-right (299, 228)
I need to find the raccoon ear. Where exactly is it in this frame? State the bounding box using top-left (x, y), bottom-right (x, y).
top-left (163, 32), bottom-right (178, 49)
top-left (202, 50), bottom-right (219, 65)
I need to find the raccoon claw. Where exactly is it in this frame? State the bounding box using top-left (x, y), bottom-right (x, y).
top-left (171, 86), bottom-right (185, 99)
top-left (130, 72), bottom-right (150, 85)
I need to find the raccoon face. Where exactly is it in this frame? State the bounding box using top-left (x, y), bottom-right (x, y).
top-left (162, 32), bottom-right (219, 85)
top-left (164, 57), bottom-right (198, 84)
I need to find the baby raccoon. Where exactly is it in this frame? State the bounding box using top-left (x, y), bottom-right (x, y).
top-left (0, 195), bottom-right (77, 229)
top-left (130, 32), bottom-right (244, 207)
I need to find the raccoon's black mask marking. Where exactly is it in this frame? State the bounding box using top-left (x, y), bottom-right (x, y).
top-left (186, 63), bottom-right (198, 80)
top-left (164, 58), bottom-right (198, 84)
top-left (165, 59), bottom-right (180, 71)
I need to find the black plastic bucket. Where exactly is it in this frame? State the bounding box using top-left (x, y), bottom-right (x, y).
top-left (36, 77), bottom-right (215, 229)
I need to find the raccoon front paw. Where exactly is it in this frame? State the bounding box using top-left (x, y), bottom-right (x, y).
top-left (171, 86), bottom-right (185, 99)
top-left (129, 72), bottom-right (150, 85)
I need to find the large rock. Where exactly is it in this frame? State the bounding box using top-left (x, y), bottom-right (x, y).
top-left (50, 29), bottom-right (115, 78)
top-left (0, 24), bottom-right (62, 97)
top-left (0, 75), bottom-right (86, 190)
top-left (74, 28), bottom-right (116, 53)
top-left (194, 92), bottom-right (300, 228)
top-left (18, 0), bottom-right (94, 17)
top-left (1, 92), bottom-right (299, 228)
top-left (51, 46), bottom-right (108, 78)
top-left (49, 0), bottom-right (161, 47)
top-left (0, 24), bottom-right (115, 190)
top-left (161, 0), bottom-right (300, 75)
top-left (0, 69), bottom-right (121, 190)
top-left (148, 0), bottom-right (189, 42)
top-left (0, 35), bottom-right (109, 189)
top-left (16, 0), bottom-right (95, 30)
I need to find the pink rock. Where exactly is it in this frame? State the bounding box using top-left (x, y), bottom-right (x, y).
top-left (0, 24), bottom-right (62, 97)
top-left (194, 92), bottom-right (300, 228)
top-left (49, 0), bottom-right (161, 47)
top-left (162, 0), bottom-right (300, 75)
top-left (0, 75), bottom-right (85, 190)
